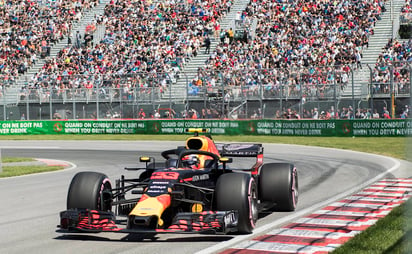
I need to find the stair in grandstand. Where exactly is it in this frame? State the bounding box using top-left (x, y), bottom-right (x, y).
top-left (341, 0), bottom-right (405, 100)
top-left (7, 0), bottom-right (110, 105)
top-left (164, 0), bottom-right (253, 102)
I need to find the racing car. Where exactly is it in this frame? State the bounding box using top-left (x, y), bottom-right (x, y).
top-left (57, 128), bottom-right (298, 235)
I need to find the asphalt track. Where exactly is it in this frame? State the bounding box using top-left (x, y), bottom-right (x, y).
top-left (0, 140), bottom-right (411, 254)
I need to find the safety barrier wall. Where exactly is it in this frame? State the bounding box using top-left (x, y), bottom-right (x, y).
top-left (0, 119), bottom-right (411, 137)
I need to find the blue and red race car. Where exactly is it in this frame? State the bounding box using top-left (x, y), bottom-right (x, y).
top-left (58, 128), bottom-right (298, 235)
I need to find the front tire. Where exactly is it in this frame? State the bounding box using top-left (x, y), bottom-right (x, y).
top-left (259, 163), bottom-right (298, 211)
top-left (67, 171), bottom-right (112, 211)
top-left (216, 173), bottom-right (258, 234)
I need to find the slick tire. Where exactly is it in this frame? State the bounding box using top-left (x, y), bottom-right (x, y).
top-left (259, 163), bottom-right (298, 211)
top-left (216, 173), bottom-right (258, 234)
top-left (67, 171), bottom-right (112, 211)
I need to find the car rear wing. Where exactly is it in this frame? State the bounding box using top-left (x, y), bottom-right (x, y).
top-left (216, 143), bottom-right (263, 175)
top-left (216, 143), bottom-right (263, 157)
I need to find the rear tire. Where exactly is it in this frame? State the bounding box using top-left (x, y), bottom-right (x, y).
top-left (216, 173), bottom-right (258, 234)
top-left (259, 163), bottom-right (298, 211)
top-left (67, 172), bottom-right (112, 211)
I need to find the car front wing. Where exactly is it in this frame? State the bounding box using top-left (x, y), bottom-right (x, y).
top-left (58, 209), bottom-right (238, 235)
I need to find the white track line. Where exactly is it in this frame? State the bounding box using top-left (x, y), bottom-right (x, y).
top-left (196, 156), bottom-right (401, 254)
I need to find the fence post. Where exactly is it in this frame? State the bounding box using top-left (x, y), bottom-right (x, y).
top-left (367, 64), bottom-right (374, 116)
top-left (3, 86), bottom-right (6, 121)
top-left (409, 65), bottom-right (412, 110)
top-left (96, 80), bottom-right (100, 119)
top-left (351, 66), bottom-right (355, 117)
top-left (49, 87), bottom-right (53, 120)
top-left (0, 148), bottom-right (2, 174)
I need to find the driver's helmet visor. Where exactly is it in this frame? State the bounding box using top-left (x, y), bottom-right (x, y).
top-left (182, 154), bottom-right (199, 167)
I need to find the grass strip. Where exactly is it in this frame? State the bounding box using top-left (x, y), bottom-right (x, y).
top-left (332, 198), bottom-right (412, 253)
top-left (0, 165), bottom-right (64, 178)
top-left (2, 157), bottom-right (35, 163)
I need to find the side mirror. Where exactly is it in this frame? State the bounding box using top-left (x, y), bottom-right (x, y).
top-left (139, 156), bottom-right (151, 162)
top-left (219, 157), bottom-right (232, 171)
top-left (219, 157), bottom-right (233, 163)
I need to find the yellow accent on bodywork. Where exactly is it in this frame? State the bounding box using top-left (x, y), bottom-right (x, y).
top-left (191, 203), bottom-right (203, 213)
top-left (186, 128), bottom-right (209, 133)
top-left (129, 194), bottom-right (171, 227)
top-left (186, 136), bottom-right (220, 155)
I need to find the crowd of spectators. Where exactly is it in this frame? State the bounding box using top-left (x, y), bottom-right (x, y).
top-left (0, 0), bottom-right (411, 111)
top-left (188, 0), bottom-right (386, 101)
top-left (134, 104), bottom-right (408, 120)
top-left (189, 66), bottom-right (350, 102)
top-left (372, 38), bottom-right (411, 95)
top-left (15, 0), bottom-right (383, 97)
top-left (0, 0), bottom-right (99, 87)
top-left (23, 0), bottom-right (233, 98)
top-left (269, 104), bottom-right (409, 119)
top-left (400, 0), bottom-right (412, 24)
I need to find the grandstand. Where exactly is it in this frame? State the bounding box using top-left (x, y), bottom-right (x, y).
top-left (0, 0), bottom-right (410, 120)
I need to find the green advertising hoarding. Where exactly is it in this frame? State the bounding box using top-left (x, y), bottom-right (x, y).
top-left (0, 119), bottom-right (411, 137)
top-left (0, 121), bottom-right (146, 135)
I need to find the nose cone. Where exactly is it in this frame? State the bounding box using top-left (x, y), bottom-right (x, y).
top-left (129, 194), bottom-right (171, 228)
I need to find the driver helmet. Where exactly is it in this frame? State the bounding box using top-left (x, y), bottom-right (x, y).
top-left (182, 154), bottom-right (200, 169)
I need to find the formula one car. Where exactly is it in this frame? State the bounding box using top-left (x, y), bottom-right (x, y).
top-left (57, 128), bottom-right (298, 235)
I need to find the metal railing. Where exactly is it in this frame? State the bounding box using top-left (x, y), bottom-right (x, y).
top-left (0, 64), bottom-right (411, 120)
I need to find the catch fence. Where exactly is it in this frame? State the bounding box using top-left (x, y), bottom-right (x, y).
top-left (0, 64), bottom-right (410, 120)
